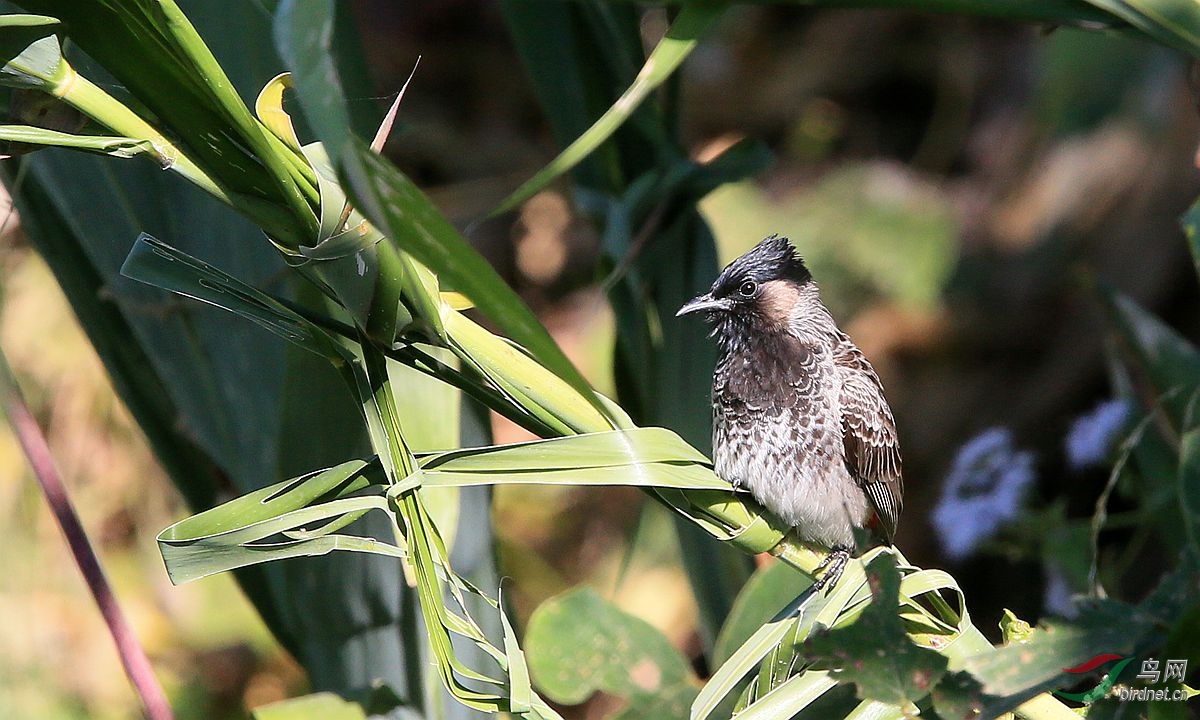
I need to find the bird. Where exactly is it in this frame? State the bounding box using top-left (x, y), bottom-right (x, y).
top-left (676, 234), bottom-right (902, 591)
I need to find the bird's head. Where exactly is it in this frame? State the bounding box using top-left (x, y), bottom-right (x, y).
top-left (676, 234), bottom-right (813, 344)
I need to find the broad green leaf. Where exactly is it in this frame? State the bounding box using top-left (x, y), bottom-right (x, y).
top-left (272, 0), bottom-right (357, 163)
top-left (421, 461), bottom-right (726, 490)
top-left (960, 562), bottom-right (1195, 717)
top-left (251, 692), bottom-right (369, 720)
top-left (525, 587), bottom-right (698, 717)
top-left (804, 555), bottom-right (947, 708)
top-left (489, 1), bottom-right (729, 216)
top-left (157, 460), bottom-right (399, 583)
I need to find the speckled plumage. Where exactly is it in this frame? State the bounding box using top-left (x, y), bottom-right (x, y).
top-left (678, 235), bottom-right (902, 584)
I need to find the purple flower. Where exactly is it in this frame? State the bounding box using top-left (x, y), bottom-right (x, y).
top-left (933, 428), bottom-right (1036, 560)
top-left (1065, 399), bottom-right (1131, 471)
top-left (1042, 562), bottom-right (1078, 618)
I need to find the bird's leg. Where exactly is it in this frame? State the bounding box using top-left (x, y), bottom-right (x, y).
top-left (812, 545), bottom-right (852, 593)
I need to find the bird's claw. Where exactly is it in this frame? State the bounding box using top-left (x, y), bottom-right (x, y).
top-left (812, 546), bottom-right (851, 594)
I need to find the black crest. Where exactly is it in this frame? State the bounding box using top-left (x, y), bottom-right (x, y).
top-left (712, 234), bottom-right (811, 297)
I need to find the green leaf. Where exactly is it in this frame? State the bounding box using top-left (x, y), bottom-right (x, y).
top-left (12, 0), bottom-right (319, 241)
top-left (120, 234), bottom-right (348, 360)
top-left (0, 13), bottom-right (62, 89)
top-left (272, 0), bottom-right (357, 163)
top-left (0, 125), bottom-right (153, 157)
top-left (419, 427), bottom-right (711, 473)
top-left (1000, 609), bottom-right (1035, 644)
top-left (1184, 194), bottom-right (1200, 290)
top-left (525, 587), bottom-right (697, 717)
top-left (489, 1), bottom-right (729, 216)
top-left (1178, 428), bottom-right (1200, 561)
top-left (960, 568), bottom-right (1191, 717)
top-left (803, 555), bottom-right (947, 708)
top-left (732, 670), bottom-right (838, 720)
top-left (255, 72), bottom-right (303, 152)
top-left (276, 0), bottom-right (615, 429)
top-left (251, 692), bottom-right (369, 720)
top-left (157, 459), bottom-right (400, 584)
top-left (713, 561), bottom-right (814, 669)
top-left (694, 549), bottom-right (878, 720)
top-left (1102, 287), bottom-right (1200, 431)
top-left (1081, 0), bottom-right (1200, 56)
top-left (349, 140), bottom-right (617, 423)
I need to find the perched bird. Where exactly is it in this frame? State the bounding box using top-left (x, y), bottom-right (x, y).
top-left (676, 235), bottom-right (902, 590)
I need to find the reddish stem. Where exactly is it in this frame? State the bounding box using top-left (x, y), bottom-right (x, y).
top-left (7, 390), bottom-right (174, 720)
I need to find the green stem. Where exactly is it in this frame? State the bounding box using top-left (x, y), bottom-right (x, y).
top-left (49, 62), bottom-right (305, 246)
top-left (54, 62), bottom-right (228, 202)
top-left (155, 0), bottom-right (319, 242)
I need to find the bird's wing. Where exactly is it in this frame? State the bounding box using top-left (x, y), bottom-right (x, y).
top-left (835, 342), bottom-right (903, 543)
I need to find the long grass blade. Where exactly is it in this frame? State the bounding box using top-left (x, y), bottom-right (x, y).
top-left (489, 1), bottom-right (728, 217)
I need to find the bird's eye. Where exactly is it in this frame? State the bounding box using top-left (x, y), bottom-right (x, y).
top-left (738, 280), bottom-right (758, 297)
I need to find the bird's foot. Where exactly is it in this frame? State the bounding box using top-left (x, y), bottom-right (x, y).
top-left (812, 546), bottom-right (852, 594)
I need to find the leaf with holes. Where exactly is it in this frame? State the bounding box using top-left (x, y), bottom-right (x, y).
top-left (803, 554), bottom-right (948, 707)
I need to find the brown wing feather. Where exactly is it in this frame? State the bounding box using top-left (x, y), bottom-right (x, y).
top-left (834, 337), bottom-right (903, 543)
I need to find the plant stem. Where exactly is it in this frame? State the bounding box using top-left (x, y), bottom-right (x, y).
top-left (0, 356), bottom-right (174, 720)
top-left (50, 63), bottom-right (305, 247)
top-left (54, 63), bottom-right (228, 203)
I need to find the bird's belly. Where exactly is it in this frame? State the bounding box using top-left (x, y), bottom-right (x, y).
top-left (713, 417), bottom-right (868, 549)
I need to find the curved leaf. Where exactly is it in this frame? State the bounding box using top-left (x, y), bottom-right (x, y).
top-left (489, 1), bottom-right (729, 216)
top-left (0, 125), bottom-right (152, 158)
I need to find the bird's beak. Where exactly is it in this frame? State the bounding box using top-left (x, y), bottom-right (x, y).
top-left (676, 293), bottom-right (730, 317)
